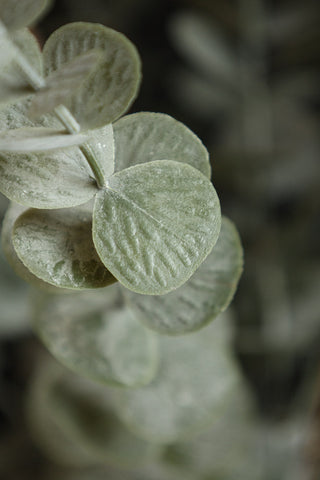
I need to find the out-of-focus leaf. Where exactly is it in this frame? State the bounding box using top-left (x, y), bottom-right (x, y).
top-left (0, 0), bottom-right (52, 30)
top-left (32, 286), bottom-right (159, 387)
top-left (0, 246), bottom-right (30, 336)
top-left (27, 355), bottom-right (161, 466)
top-left (113, 112), bottom-right (211, 178)
top-left (111, 321), bottom-right (242, 443)
top-left (93, 160), bottom-right (221, 295)
top-left (0, 29), bottom-right (42, 105)
top-left (169, 11), bottom-right (238, 86)
top-left (29, 50), bottom-right (103, 118)
top-left (1, 202), bottom-right (70, 292)
top-left (43, 22), bottom-right (141, 129)
top-left (12, 206), bottom-right (115, 289)
top-left (0, 127), bottom-right (87, 152)
top-left (123, 217), bottom-right (243, 335)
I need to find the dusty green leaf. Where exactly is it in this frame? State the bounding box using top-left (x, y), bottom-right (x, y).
top-left (0, 0), bottom-right (51, 30)
top-left (0, 141), bottom-right (98, 208)
top-left (1, 202), bottom-right (70, 292)
top-left (27, 356), bottom-right (161, 467)
top-left (0, 127), bottom-right (88, 152)
top-left (113, 112), bottom-right (211, 178)
top-left (32, 285), bottom-right (158, 387)
top-left (12, 206), bottom-right (116, 289)
top-left (85, 123), bottom-right (115, 182)
top-left (123, 217), bottom-right (243, 334)
top-left (43, 22), bottom-right (141, 129)
top-left (93, 160), bottom-right (221, 295)
top-left (29, 50), bottom-right (103, 118)
top-left (111, 320), bottom-right (242, 443)
top-left (0, 29), bottom-right (42, 105)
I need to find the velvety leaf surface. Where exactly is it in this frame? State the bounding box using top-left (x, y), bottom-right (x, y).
top-left (113, 112), bottom-right (211, 177)
top-left (93, 160), bottom-right (221, 295)
top-left (0, 29), bottom-right (42, 105)
top-left (29, 50), bottom-right (103, 118)
top-left (12, 206), bottom-right (115, 289)
top-left (111, 320), bottom-right (241, 443)
top-left (0, 0), bottom-right (51, 30)
top-left (32, 286), bottom-right (158, 386)
top-left (85, 123), bottom-right (115, 182)
top-left (43, 22), bottom-right (141, 129)
top-left (123, 217), bottom-right (243, 334)
top-left (0, 127), bottom-right (87, 152)
top-left (28, 356), bottom-right (161, 467)
top-left (1, 202), bottom-right (70, 292)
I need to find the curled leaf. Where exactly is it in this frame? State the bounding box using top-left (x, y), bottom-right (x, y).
top-left (113, 112), bottom-right (211, 178)
top-left (43, 22), bottom-right (141, 129)
top-left (12, 206), bottom-right (116, 289)
top-left (123, 217), bottom-right (243, 334)
top-left (93, 160), bottom-right (221, 295)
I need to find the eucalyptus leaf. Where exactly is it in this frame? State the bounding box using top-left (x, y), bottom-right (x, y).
top-left (0, 29), bottom-right (42, 105)
top-left (111, 320), bottom-right (242, 443)
top-left (43, 22), bottom-right (141, 129)
top-left (123, 217), bottom-right (243, 334)
top-left (93, 160), bottom-right (221, 295)
top-left (85, 123), bottom-right (115, 182)
top-left (28, 357), bottom-right (161, 467)
top-left (29, 50), bottom-right (104, 118)
top-left (12, 206), bottom-right (116, 289)
top-left (0, 127), bottom-right (87, 152)
top-left (113, 112), bottom-right (211, 178)
top-left (0, 0), bottom-right (51, 30)
top-left (32, 286), bottom-right (158, 386)
top-left (0, 142), bottom-right (98, 208)
top-left (1, 202), bottom-right (70, 292)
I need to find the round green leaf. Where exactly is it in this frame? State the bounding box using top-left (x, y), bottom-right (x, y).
top-left (29, 50), bottom-right (103, 118)
top-left (0, 29), bottom-right (42, 106)
top-left (93, 160), bottom-right (221, 295)
top-left (0, 0), bottom-right (52, 30)
top-left (32, 286), bottom-right (158, 386)
top-left (27, 356), bottom-right (161, 467)
top-left (111, 320), bottom-right (242, 443)
top-left (113, 112), bottom-right (211, 178)
top-left (12, 206), bottom-right (116, 289)
top-left (1, 202), bottom-right (71, 292)
top-left (123, 217), bottom-right (243, 334)
top-left (43, 22), bottom-right (141, 129)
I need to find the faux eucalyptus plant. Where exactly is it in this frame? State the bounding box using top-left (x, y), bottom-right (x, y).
top-left (0, 0), bottom-right (244, 455)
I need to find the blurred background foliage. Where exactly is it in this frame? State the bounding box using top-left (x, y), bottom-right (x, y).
top-left (0, 0), bottom-right (320, 478)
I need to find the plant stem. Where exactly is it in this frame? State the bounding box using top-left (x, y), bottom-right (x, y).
top-left (4, 22), bottom-right (107, 189)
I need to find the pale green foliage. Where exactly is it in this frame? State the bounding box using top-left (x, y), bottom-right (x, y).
top-left (123, 217), bottom-right (243, 334)
top-left (32, 286), bottom-right (158, 386)
top-left (0, 0), bottom-right (52, 30)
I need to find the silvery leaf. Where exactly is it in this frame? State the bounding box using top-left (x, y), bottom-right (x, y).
top-left (27, 356), bottom-right (161, 466)
top-left (111, 320), bottom-right (242, 443)
top-left (0, 127), bottom-right (87, 152)
top-left (113, 112), bottom-right (211, 178)
top-left (29, 50), bottom-right (103, 118)
top-left (43, 22), bottom-right (141, 129)
top-left (123, 217), bottom-right (243, 334)
top-left (0, 0), bottom-right (52, 30)
top-left (93, 160), bottom-right (221, 295)
top-left (12, 206), bottom-right (116, 289)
